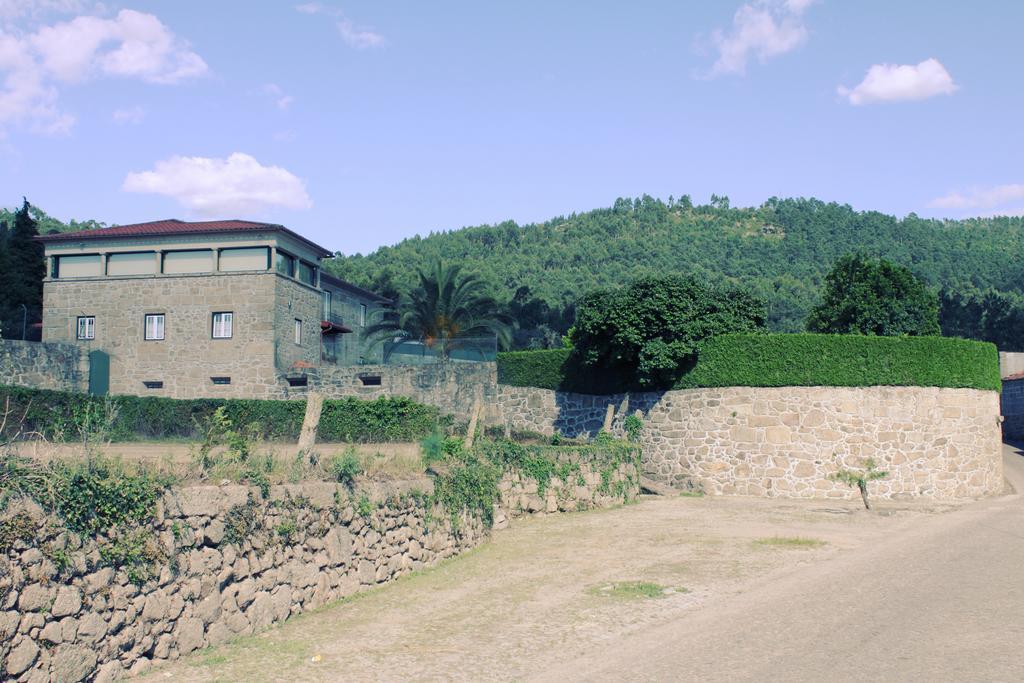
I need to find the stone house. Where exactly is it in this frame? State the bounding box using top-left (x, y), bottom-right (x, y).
top-left (37, 219), bottom-right (389, 398)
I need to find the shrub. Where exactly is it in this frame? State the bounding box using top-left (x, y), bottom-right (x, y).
top-left (674, 334), bottom-right (1000, 391)
top-left (570, 275), bottom-right (766, 388)
top-left (497, 334), bottom-right (1000, 393)
top-left (496, 348), bottom-right (631, 393)
top-left (0, 387), bottom-right (438, 444)
top-left (318, 396), bottom-right (439, 442)
top-left (623, 414), bottom-right (643, 442)
top-left (327, 450), bottom-right (362, 487)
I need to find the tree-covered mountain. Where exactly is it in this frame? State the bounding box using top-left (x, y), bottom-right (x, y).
top-left (324, 196), bottom-right (1024, 348)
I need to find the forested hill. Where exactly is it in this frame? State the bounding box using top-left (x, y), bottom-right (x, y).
top-left (324, 196), bottom-right (1024, 335)
top-left (0, 205), bottom-right (105, 234)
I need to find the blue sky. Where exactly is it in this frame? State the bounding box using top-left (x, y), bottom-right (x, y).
top-left (1, 1), bottom-right (1022, 254)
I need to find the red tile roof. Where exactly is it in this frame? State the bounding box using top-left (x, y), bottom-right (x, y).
top-left (36, 219), bottom-right (332, 256)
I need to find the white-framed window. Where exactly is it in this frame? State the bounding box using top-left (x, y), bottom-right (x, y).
top-left (144, 314), bottom-right (165, 341)
top-left (76, 316), bottom-right (95, 340)
top-left (359, 303), bottom-right (367, 326)
top-left (212, 312), bottom-right (233, 339)
top-left (294, 319), bottom-right (302, 345)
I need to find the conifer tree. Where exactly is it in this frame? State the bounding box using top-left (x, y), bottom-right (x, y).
top-left (0, 199), bottom-right (45, 339)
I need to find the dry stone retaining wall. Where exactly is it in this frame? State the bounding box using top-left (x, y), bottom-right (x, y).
top-left (492, 385), bottom-right (1004, 501)
top-left (0, 460), bottom-right (638, 682)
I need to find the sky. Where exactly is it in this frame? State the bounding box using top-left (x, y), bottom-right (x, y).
top-left (1, 0), bottom-right (1022, 255)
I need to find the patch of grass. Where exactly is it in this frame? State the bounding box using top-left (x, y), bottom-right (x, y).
top-left (586, 581), bottom-right (686, 600)
top-left (753, 536), bottom-right (825, 548)
top-left (678, 490), bottom-right (705, 498)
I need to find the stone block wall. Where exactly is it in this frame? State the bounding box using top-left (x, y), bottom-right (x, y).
top-left (42, 273), bottom-right (282, 399)
top-left (999, 352), bottom-right (1024, 379)
top-left (272, 277), bottom-right (322, 374)
top-left (0, 459), bottom-right (638, 682)
top-left (0, 340), bottom-right (86, 393)
top-left (492, 385), bottom-right (1004, 501)
top-left (301, 362), bottom-right (498, 420)
top-left (1003, 378), bottom-right (1024, 441)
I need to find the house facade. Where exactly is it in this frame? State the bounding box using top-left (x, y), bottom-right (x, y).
top-left (38, 219), bottom-right (388, 398)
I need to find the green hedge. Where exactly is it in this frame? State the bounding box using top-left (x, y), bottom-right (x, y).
top-left (497, 334), bottom-right (1001, 393)
top-left (495, 348), bottom-right (631, 394)
top-left (0, 386), bottom-right (440, 443)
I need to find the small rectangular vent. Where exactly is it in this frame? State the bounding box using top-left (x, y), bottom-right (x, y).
top-left (211, 376), bottom-right (231, 385)
top-left (143, 381), bottom-right (163, 389)
top-left (359, 375), bottom-right (382, 386)
top-left (287, 376), bottom-right (308, 387)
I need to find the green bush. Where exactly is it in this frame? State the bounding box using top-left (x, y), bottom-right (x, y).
top-left (326, 450), bottom-right (362, 486)
top-left (497, 334), bottom-right (1000, 393)
top-left (318, 396), bottom-right (438, 442)
top-left (0, 387), bottom-right (439, 443)
top-left (496, 348), bottom-right (632, 393)
top-left (674, 334), bottom-right (1000, 391)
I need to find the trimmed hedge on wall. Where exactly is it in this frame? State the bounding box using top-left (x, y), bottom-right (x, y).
top-left (496, 334), bottom-right (1001, 393)
top-left (0, 386), bottom-right (440, 443)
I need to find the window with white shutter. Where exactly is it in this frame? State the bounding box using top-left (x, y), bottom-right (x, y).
top-left (212, 312), bottom-right (233, 339)
top-left (144, 314), bottom-right (165, 341)
top-left (76, 316), bottom-right (95, 340)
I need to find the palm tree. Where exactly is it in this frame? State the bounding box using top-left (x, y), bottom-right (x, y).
top-left (363, 261), bottom-right (513, 360)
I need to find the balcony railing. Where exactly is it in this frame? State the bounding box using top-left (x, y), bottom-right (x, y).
top-left (323, 309), bottom-right (345, 326)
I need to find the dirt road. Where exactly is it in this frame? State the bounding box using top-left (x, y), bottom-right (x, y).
top-left (543, 441), bottom-right (1024, 682)
top-left (148, 444), bottom-right (1024, 682)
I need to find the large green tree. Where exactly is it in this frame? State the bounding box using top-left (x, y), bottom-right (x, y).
top-left (0, 200), bottom-right (45, 340)
top-left (805, 254), bottom-right (940, 336)
top-left (570, 275), bottom-right (766, 388)
top-left (940, 288), bottom-right (1024, 351)
top-left (363, 260), bottom-right (513, 359)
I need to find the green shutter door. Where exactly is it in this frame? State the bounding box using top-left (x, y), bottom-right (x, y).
top-left (88, 350), bottom-right (110, 396)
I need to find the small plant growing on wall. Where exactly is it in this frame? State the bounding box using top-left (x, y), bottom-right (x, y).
top-left (831, 458), bottom-right (888, 510)
top-left (623, 414), bottom-right (643, 442)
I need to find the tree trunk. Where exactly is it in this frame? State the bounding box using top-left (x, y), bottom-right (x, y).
top-left (858, 480), bottom-right (871, 510)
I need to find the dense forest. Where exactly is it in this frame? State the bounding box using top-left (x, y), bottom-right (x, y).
top-left (323, 196), bottom-right (1024, 349)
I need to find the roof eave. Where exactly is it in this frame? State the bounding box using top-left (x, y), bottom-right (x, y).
top-left (36, 224), bottom-right (333, 258)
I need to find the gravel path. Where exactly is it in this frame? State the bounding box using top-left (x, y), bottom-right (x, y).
top-left (146, 444), bottom-right (1023, 682)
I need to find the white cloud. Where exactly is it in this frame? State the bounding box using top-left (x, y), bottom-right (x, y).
top-left (296, 3), bottom-right (385, 49)
top-left (929, 184), bottom-right (1024, 212)
top-left (261, 83), bottom-right (294, 110)
top-left (702, 0), bottom-right (816, 77)
top-left (112, 105), bottom-right (143, 124)
top-left (838, 58), bottom-right (957, 105)
top-left (337, 18), bottom-right (385, 49)
top-left (0, 8), bottom-right (206, 134)
top-left (30, 9), bottom-right (208, 84)
top-left (0, 0), bottom-right (84, 23)
top-left (122, 153), bottom-right (313, 215)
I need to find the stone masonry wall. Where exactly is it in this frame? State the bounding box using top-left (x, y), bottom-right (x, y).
top-left (272, 276), bottom-right (322, 374)
top-left (0, 341), bottom-right (87, 393)
top-left (42, 273), bottom-right (282, 399)
top-left (1003, 378), bottom-right (1024, 441)
top-left (0, 461), bottom-right (638, 682)
top-left (298, 362), bottom-right (498, 420)
top-left (492, 385), bottom-right (1004, 501)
